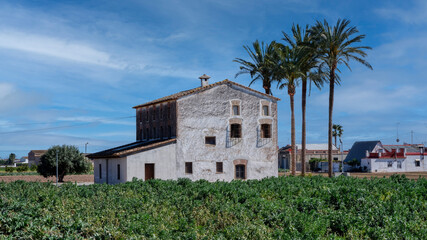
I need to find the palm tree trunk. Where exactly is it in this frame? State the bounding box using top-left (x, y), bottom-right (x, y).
top-left (301, 78), bottom-right (307, 176)
top-left (328, 68), bottom-right (336, 178)
top-left (334, 136), bottom-right (337, 148)
top-left (263, 81), bottom-right (272, 95)
top-left (290, 92), bottom-right (296, 176)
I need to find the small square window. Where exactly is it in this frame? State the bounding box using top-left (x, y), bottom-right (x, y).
top-left (216, 162), bottom-right (223, 173)
top-left (205, 136), bottom-right (216, 146)
top-left (397, 161), bottom-right (402, 168)
top-left (232, 105), bottom-right (240, 115)
top-left (387, 161), bottom-right (393, 167)
top-left (185, 162), bottom-right (193, 174)
top-left (262, 105), bottom-right (269, 116)
top-left (415, 160), bottom-right (420, 167)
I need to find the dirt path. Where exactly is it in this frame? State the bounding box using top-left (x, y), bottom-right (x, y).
top-left (0, 174), bottom-right (94, 183)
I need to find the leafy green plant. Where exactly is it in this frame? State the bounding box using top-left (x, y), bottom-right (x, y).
top-left (0, 176), bottom-right (426, 239)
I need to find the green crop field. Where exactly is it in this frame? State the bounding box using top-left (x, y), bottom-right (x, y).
top-left (1, 175), bottom-right (426, 239)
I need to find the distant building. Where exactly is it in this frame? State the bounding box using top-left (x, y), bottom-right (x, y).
top-left (279, 144), bottom-right (347, 171)
top-left (15, 156), bottom-right (29, 164)
top-left (361, 143), bottom-right (426, 172)
top-left (343, 141), bottom-right (382, 171)
top-left (28, 150), bottom-right (47, 166)
top-left (89, 77), bottom-right (280, 184)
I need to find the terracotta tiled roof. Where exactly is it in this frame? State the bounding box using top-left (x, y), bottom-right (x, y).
top-left (133, 79), bottom-right (280, 109)
top-left (29, 150), bottom-right (47, 156)
top-left (88, 139), bottom-right (176, 159)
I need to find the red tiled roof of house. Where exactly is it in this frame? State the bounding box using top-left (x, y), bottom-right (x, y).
top-left (29, 150), bottom-right (47, 156)
top-left (367, 149), bottom-right (405, 159)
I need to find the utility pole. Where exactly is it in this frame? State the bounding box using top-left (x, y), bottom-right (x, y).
top-left (411, 130), bottom-right (414, 145)
top-left (340, 138), bottom-right (344, 173)
top-left (85, 142), bottom-right (89, 154)
top-left (56, 149), bottom-right (59, 187)
top-left (396, 122), bottom-right (400, 143)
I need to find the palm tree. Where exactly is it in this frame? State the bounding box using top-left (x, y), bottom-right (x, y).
top-left (275, 44), bottom-right (304, 176)
top-left (234, 40), bottom-right (277, 95)
top-left (282, 24), bottom-right (324, 176)
top-left (311, 19), bottom-right (372, 177)
top-left (332, 124), bottom-right (343, 148)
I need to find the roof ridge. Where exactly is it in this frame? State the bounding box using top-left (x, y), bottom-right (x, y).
top-left (133, 79), bottom-right (280, 109)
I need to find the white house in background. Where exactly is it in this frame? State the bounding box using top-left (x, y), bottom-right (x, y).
top-left (15, 156), bottom-right (29, 164)
top-left (361, 144), bottom-right (426, 172)
top-left (88, 75), bottom-right (280, 184)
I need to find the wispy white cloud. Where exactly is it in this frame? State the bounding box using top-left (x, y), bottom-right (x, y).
top-left (376, 0), bottom-right (427, 24)
top-left (56, 116), bottom-right (135, 126)
top-left (0, 82), bottom-right (44, 112)
top-left (0, 30), bottom-right (125, 69)
top-left (313, 80), bottom-right (424, 114)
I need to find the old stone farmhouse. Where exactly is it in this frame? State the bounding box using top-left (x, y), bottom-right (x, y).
top-left (88, 75), bottom-right (280, 184)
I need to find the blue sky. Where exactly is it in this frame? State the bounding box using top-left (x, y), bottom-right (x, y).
top-left (0, 0), bottom-right (426, 158)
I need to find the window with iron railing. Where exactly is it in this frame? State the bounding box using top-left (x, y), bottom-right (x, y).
top-left (230, 124), bottom-right (241, 138)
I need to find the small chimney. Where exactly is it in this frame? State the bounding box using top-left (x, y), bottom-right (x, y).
top-left (366, 150), bottom-right (369, 158)
top-left (199, 74), bottom-right (211, 87)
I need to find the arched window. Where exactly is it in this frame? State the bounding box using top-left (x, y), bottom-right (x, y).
top-left (235, 164), bottom-right (245, 179)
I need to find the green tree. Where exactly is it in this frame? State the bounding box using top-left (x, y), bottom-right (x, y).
top-left (332, 124), bottom-right (343, 147)
top-left (8, 153), bottom-right (16, 165)
top-left (282, 24), bottom-right (324, 175)
top-left (234, 40), bottom-right (277, 95)
top-left (347, 158), bottom-right (360, 168)
top-left (311, 19), bottom-right (372, 177)
top-left (38, 145), bottom-right (91, 182)
top-left (275, 44), bottom-right (304, 176)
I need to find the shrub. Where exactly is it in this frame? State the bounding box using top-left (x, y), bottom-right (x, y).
top-left (16, 165), bottom-right (29, 172)
top-left (5, 166), bottom-right (14, 172)
top-left (29, 164), bottom-right (38, 171)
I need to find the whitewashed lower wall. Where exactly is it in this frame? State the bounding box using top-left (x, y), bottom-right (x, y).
top-left (126, 143), bottom-right (177, 181)
top-left (362, 157), bottom-right (427, 172)
top-left (94, 158), bottom-right (127, 184)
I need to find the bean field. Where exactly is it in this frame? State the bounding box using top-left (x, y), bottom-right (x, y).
top-left (1, 175), bottom-right (426, 239)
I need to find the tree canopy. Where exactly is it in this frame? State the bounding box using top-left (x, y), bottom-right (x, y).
top-left (38, 145), bottom-right (91, 182)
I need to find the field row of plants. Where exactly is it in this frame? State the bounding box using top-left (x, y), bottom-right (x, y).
top-left (0, 175), bottom-right (426, 239)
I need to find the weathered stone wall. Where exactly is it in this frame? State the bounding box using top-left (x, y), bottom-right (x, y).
top-left (176, 83), bottom-right (278, 181)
